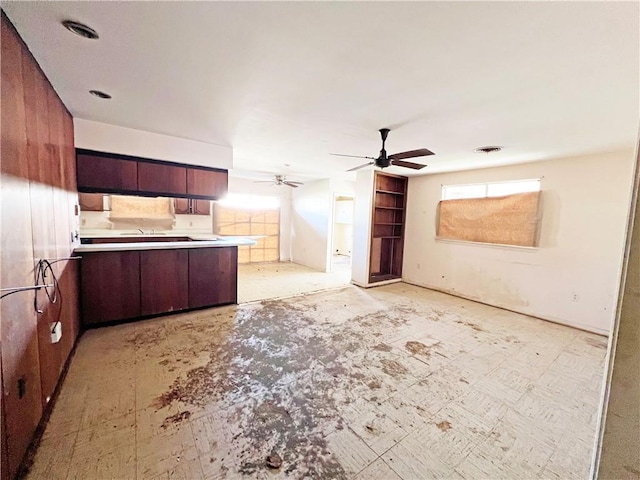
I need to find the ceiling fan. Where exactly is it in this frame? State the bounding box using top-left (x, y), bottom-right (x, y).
top-left (331, 128), bottom-right (434, 171)
top-left (254, 175), bottom-right (304, 188)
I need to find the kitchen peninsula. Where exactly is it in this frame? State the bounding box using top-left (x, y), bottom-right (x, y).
top-left (75, 235), bottom-right (255, 326)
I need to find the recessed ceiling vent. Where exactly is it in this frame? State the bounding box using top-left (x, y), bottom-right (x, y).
top-left (89, 90), bottom-right (111, 99)
top-left (62, 20), bottom-right (99, 39)
top-left (474, 146), bottom-right (502, 154)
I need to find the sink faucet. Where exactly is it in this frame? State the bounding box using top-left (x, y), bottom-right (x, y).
top-left (137, 228), bottom-right (144, 234)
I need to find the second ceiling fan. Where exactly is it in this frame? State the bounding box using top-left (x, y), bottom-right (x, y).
top-left (332, 128), bottom-right (434, 171)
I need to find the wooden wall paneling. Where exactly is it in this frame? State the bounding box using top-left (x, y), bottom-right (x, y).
top-left (1, 15), bottom-right (43, 479)
top-left (1, 355), bottom-right (9, 480)
top-left (23, 39), bottom-right (61, 409)
top-left (140, 250), bottom-right (189, 316)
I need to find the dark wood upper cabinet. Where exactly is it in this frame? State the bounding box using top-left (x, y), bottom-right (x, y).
top-left (193, 199), bottom-right (211, 215)
top-left (76, 149), bottom-right (227, 200)
top-left (77, 153), bottom-right (138, 192)
top-left (174, 197), bottom-right (191, 215)
top-left (187, 168), bottom-right (228, 198)
top-left (174, 198), bottom-right (211, 216)
top-left (137, 161), bottom-right (187, 196)
top-left (78, 193), bottom-right (105, 212)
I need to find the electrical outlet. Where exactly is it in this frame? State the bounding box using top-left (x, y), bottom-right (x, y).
top-left (50, 322), bottom-right (62, 343)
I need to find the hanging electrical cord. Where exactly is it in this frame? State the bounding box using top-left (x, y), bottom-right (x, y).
top-left (2, 257), bottom-right (79, 333)
top-left (34, 259), bottom-right (59, 309)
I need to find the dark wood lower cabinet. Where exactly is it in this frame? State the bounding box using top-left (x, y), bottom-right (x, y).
top-left (140, 250), bottom-right (189, 316)
top-left (80, 251), bottom-right (141, 325)
top-left (80, 247), bottom-right (238, 326)
top-left (189, 247), bottom-right (237, 308)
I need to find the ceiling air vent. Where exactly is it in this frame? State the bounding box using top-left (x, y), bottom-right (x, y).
top-left (62, 20), bottom-right (99, 40)
top-left (474, 146), bottom-right (502, 154)
top-left (89, 90), bottom-right (111, 99)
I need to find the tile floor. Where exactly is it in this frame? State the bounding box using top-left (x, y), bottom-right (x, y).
top-left (237, 258), bottom-right (351, 303)
top-left (26, 281), bottom-right (607, 480)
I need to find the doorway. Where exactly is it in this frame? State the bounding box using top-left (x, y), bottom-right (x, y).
top-left (330, 195), bottom-right (354, 274)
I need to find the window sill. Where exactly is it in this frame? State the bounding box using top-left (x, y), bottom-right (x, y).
top-left (435, 237), bottom-right (539, 252)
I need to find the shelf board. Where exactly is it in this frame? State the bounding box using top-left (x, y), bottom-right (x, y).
top-left (369, 273), bottom-right (401, 282)
top-left (372, 235), bottom-right (402, 239)
top-left (376, 189), bottom-right (405, 195)
top-left (374, 222), bottom-right (403, 225)
top-left (374, 206), bottom-right (404, 210)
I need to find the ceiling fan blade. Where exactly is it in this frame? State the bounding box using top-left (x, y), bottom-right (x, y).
top-left (388, 148), bottom-right (435, 160)
top-left (391, 159), bottom-right (428, 170)
top-left (285, 181), bottom-right (304, 185)
top-left (347, 161), bottom-right (374, 172)
top-left (330, 153), bottom-right (377, 160)
top-left (283, 182), bottom-right (301, 188)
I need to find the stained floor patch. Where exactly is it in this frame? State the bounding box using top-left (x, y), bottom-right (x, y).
top-left (27, 282), bottom-right (608, 480)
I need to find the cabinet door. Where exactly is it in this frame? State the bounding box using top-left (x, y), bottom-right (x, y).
top-left (138, 162), bottom-right (187, 196)
top-left (187, 168), bottom-right (228, 198)
top-left (78, 193), bottom-right (104, 212)
top-left (77, 153), bottom-right (138, 192)
top-left (140, 250), bottom-right (189, 316)
top-left (175, 198), bottom-right (191, 214)
top-left (193, 199), bottom-right (211, 215)
top-left (80, 251), bottom-right (141, 325)
top-left (189, 247), bottom-right (237, 308)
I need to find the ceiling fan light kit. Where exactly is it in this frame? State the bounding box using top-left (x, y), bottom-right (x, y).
top-left (333, 128), bottom-right (433, 171)
top-left (254, 175), bottom-right (304, 188)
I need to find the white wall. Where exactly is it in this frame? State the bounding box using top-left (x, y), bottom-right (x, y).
top-left (403, 150), bottom-right (636, 334)
top-left (290, 178), bottom-right (356, 271)
top-left (225, 176), bottom-right (292, 261)
top-left (351, 169), bottom-right (375, 285)
top-left (291, 179), bottom-right (332, 271)
top-left (74, 118), bottom-right (233, 169)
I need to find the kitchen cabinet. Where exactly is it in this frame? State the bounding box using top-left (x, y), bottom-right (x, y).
top-left (137, 161), bottom-right (187, 196)
top-left (77, 152), bottom-right (138, 192)
top-left (140, 250), bottom-right (189, 316)
top-left (80, 251), bottom-right (141, 324)
top-left (76, 149), bottom-right (228, 200)
top-left (189, 247), bottom-right (237, 308)
top-left (78, 193), bottom-right (105, 212)
top-left (187, 168), bottom-right (228, 198)
top-left (175, 198), bottom-right (211, 215)
top-left (175, 198), bottom-right (190, 214)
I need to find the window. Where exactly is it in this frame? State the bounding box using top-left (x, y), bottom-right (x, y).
top-left (437, 179), bottom-right (542, 247)
top-left (214, 194), bottom-right (280, 263)
top-left (442, 179), bottom-right (540, 200)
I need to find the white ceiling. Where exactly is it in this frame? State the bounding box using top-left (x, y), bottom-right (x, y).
top-left (3, 1), bottom-right (639, 180)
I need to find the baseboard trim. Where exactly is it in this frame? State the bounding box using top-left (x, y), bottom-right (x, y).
top-left (401, 280), bottom-right (609, 336)
top-left (16, 329), bottom-right (83, 479)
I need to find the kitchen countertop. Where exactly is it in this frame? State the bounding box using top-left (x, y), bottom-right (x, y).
top-left (74, 235), bottom-right (257, 253)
